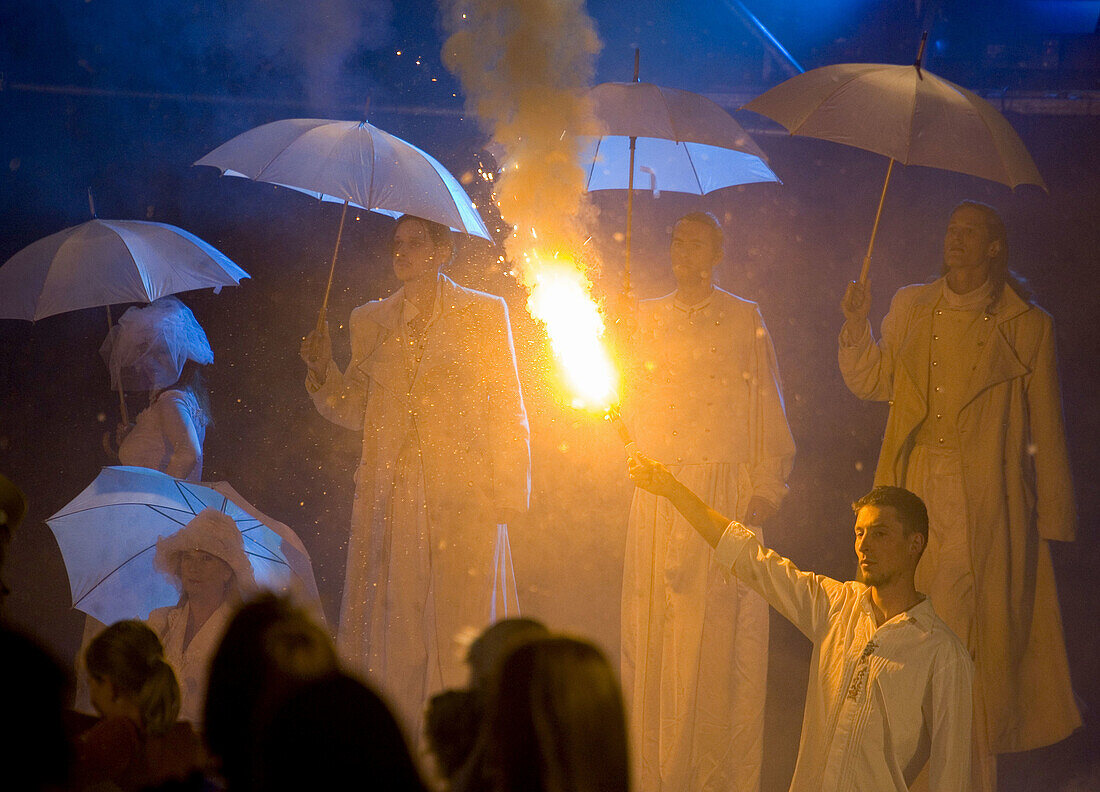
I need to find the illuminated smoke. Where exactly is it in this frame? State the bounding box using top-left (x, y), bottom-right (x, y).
top-left (441, 0), bottom-right (617, 408)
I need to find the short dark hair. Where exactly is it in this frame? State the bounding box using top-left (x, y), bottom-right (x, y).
top-left (675, 211), bottom-right (724, 249)
top-left (852, 486), bottom-right (929, 547)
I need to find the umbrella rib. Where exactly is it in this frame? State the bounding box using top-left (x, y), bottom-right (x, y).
top-left (904, 73), bottom-right (920, 163)
top-left (176, 480), bottom-right (206, 514)
top-left (73, 545), bottom-right (158, 607)
top-left (51, 502), bottom-right (196, 521)
top-left (238, 526), bottom-right (288, 563)
top-left (364, 124), bottom-right (376, 208)
top-left (788, 70), bottom-right (870, 135)
top-left (586, 138), bottom-right (601, 190)
top-left (684, 143), bottom-right (706, 192)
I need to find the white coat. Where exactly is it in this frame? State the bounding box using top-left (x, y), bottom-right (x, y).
top-left (839, 279), bottom-right (1079, 752)
top-left (307, 274), bottom-right (530, 713)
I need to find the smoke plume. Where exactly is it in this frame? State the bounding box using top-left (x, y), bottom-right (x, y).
top-left (440, 0), bottom-right (602, 267)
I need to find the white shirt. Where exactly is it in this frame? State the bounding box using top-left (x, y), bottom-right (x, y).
top-left (714, 522), bottom-right (973, 792)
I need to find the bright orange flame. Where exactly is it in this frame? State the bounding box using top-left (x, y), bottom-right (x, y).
top-left (523, 252), bottom-right (618, 411)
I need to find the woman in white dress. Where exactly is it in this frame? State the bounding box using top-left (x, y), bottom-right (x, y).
top-left (147, 508), bottom-right (256, 725)
top-left (105, 296), bottom-right (214, 481)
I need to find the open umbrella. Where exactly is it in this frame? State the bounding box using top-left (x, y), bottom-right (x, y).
top-left (743, 33), bottom-right (1046, 281)
top-left (0, 217), bottom-right (246, 423)
top-left (195, 118), bottom-right (491, 329)
top-left (579, 51), bottom-right (779, 292)
top-left (0, 218), bottom-right (248, 321)
top-left (47, 466), bottom-right (320, 625)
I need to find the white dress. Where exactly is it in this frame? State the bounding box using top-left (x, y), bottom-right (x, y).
top-left (119, 389), bottom-right (207, 481)
top-left (622, 288), bottom-right (795, 792)
top-left (74, 388), bottom-right (209, 713)
top-left (305, 276), bottom-right (531, 737)
top-left (147, 600), bottom-right (235, 725)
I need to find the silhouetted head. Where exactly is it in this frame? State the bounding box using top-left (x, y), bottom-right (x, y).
top-left (204, 594), bottom-right (337, 792)
top-left (85, 619), bottom-right (180, 735)
top-left (257, 672), bottom-right (427, 792)
top-left (485, 635), bottom-right (630, 792)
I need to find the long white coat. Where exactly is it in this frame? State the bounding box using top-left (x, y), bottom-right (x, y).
top-left (307, 275), bottom-right (530, 709)
top-left (623, 289), bottom-right (795, 791)
top-left (839, 279), bottom-right (1079, 752)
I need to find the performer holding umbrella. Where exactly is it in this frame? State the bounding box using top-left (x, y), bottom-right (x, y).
top-left (299, 214), bottom-right (530, 739)
top-left (101, 296), bottom-right (213, 482)
top-left (838, 202), bottom-right (1079, 792)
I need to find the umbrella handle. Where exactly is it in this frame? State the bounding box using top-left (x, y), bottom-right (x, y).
top-left (317, 200), bottom-right (350, 332)
top-left (859, 158), bottom-right (895, 284)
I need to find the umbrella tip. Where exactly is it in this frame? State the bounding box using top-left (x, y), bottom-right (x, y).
top-left (87, 187), bottom-right (97, 219)
top-left (633, 47), bottom-right (640, 82)
top-left (914, 31), bottom-right (928, 79)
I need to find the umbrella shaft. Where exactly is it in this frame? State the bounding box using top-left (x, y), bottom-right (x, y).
top-left (625, 138), bottom-right (637, 295)
top-left (318, 200), bottom-right (350, 331)
top-left (860, 157), bottom-right (895, 283)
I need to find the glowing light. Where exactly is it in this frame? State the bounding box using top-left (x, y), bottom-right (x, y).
top-left (524, 254), bottom-right (618, 411)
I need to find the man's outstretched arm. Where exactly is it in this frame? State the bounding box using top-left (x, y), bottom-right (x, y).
top-left (628, 452), bottom-right (837, 641)
top-left (628, 453), bottom-right (731, 547)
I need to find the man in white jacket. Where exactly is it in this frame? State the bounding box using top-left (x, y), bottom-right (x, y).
top-left (300, 215), bottom-right (531, 735)
top-left (838, 202), bottom-right (1079, 790)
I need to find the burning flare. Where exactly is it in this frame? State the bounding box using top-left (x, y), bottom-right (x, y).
top-left (521, 251), bottom-right (617, 411)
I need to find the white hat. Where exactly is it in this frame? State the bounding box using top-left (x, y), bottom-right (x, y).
top-left (154, 508), bottom-right (257, 596)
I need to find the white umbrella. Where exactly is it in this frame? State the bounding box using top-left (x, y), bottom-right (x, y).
top-left (0, 219), bottom-right (248, 321)
top-left (195, 118), bottom-right (491, 328)
top-left (578, 53), bottom-right (778, 292)
top-left (743, 34), bottom-right (1046, 281)
top-left (47, 466), bottom-right (322, 625)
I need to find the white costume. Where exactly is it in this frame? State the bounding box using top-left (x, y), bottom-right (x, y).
top-left (119, 389), bottom-right (207, 481)
top-left (839, 278), bottom-right (1080, 770)
top-left (714, 521), bottom-right (973, 792)
top-left (623, 288), bottom-right (795, 792)
top-left (306, 274), bottom-right (530, 733)
top-left (147, 600), bottom-right (235, 725)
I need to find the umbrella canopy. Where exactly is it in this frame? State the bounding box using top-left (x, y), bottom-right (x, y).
top-left (580, 81), bottom-right (779, 194)
top-left (99, 296), bottom-right (213, 391)
top-left (47, 466), bottom-right (320, 625)
top-left (743, 62), bottom-right (1045, 190)
top-left (195, 118), bottom-right (491, 240)
top-left (0, 219), bottom-right (249, 321)
top-left (742, 55), bottom-right (1046, 281)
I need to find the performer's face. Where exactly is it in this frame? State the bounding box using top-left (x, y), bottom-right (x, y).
top-left (392, 219), bottom-right (444, 284)
top-left (179, 549), bottom-right (233, 601)
top-left (853, 505), bottom-right (923, 588)
top-left (942, 206), bottom-right (997, 278)
top-left (670, 220), bottom-right (721, 289)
